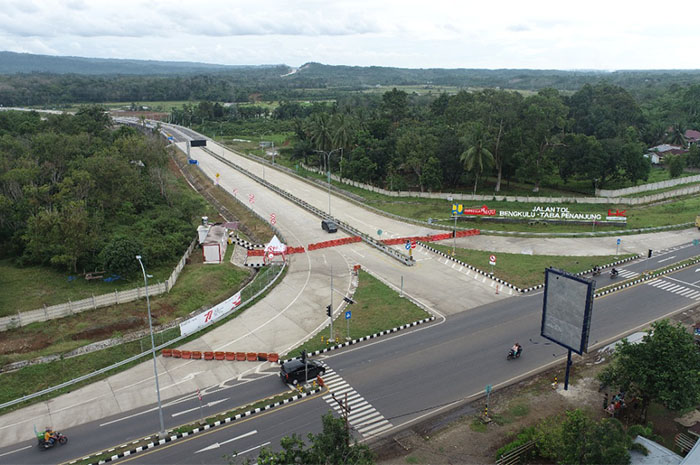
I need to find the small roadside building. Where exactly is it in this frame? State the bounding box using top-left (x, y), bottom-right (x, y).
top-left (202, 224), bottom-right (228, 264)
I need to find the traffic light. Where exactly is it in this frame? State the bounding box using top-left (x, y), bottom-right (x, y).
top-left (648, 249), bottom-right (653, 258)
top-left (326, 305), bottom-right (332, 317)
top-left (343, 296), bottom-right (355, 304)
top-left (301, 350), bottom-right (306, 363)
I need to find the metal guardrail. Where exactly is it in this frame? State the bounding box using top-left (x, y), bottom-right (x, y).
top-left (202, 148), bottom-right (414, 266)
top-left (496, 440), bottom-right (534, 465)
top-left (0, 263), bottom-right (286, 411)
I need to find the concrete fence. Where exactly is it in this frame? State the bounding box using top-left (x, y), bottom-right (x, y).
top-left (598, 174), bottom-right (700, 197)
top-left (301, 165), bottom-right (700, 206)
top-left (0, 238), bottom-right (198, 332)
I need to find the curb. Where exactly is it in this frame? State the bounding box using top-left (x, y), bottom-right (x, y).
top-left (419, 242), bottom-right (642, 294)
top-left (73, 387), bottom-right (322, 465)
top-left (278, 316), bottom-right (437, 364)
top-left (593, 256), bottom-right (700, 298)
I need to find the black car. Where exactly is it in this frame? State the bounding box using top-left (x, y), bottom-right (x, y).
top-left (321, 219), bottom-right (338, 233)
top-left (280, 359), bottom-right (325, 385)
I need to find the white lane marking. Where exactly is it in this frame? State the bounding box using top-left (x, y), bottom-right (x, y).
top-left (657, 255), bottom-right (676, 263)
top-left (171, 398), bottom-right (229, 417)
top-left (100, 406), bottom-right (161, 427)
top-left (0, 445), bottom-right (32, 457)
top-left (194, 430), bottom-right (258, 454)
top-left (232, 441), bottom-right (271, 457)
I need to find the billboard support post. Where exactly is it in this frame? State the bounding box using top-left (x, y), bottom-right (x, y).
top-left (564, 349), bottom-right (572, 390)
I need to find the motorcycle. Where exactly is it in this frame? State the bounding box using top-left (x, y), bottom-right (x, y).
top-left (37, 432), bottom-right (68, 450)
top-left (591, 268), bottom-right (601, 276)
top-left (610, 270), bottom-right (619, 279)
top-left (506, 347), bottom-right (522, 360)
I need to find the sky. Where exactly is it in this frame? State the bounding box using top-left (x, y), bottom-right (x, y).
top-left (0, 0), bottom-right (698, 71)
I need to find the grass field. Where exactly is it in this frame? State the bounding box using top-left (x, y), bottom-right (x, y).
top-left (428, 244), bottom-right (635, 288)
top-left (287, 270), bottom-right (430, 358)
top-left (0, 248), bottom-right (252, 366)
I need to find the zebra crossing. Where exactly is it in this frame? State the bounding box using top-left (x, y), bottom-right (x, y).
top-left (646, 279), bottom-right (700, 300)
top-left (614, 269), bottom-right (639, 279)
top-left (320, 367), bottom-right (393, 438)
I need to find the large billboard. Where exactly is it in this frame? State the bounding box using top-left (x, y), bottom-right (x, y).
top-left (190, 139), bottom-right (207, 147)
top-left (540, 268), bottom-right (594, 354)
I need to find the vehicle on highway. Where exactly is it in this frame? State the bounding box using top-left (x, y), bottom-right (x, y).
top-left (280, 358), bottom-right (325, 385)
top-left (321, 219), bottom-right (338, 233)
top-left (36, 430), bottom-right (67, 450)
top-left (507, 343), bottom-right (522, 360)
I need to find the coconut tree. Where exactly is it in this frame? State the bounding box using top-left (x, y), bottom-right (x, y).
top-left (666, 122), bottom-right (687, 147)
top-left (332, 113), bottom-right (354, 178)
top-left (460, 124), bottom-right (494, 195)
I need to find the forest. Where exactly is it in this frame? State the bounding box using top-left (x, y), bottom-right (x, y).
top-left (178, 82), bottom-right (700, 194)
top-left (0, 108), bottom-right (205, 275)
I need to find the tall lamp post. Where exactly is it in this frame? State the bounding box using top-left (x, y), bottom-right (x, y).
top-left (135, 255), bottom-right (165, 438)
top-left (314, 149), bottom-right (341, 216)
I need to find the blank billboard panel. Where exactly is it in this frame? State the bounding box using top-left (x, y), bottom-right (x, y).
top-left (541, 268), bottom-right (594, 354)
top-left (190, 139), bottom-right (207, 147)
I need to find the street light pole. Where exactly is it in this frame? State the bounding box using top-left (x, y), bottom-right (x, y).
top-left (135, 255), bottom-right (165, 437)
top-left (314, 149), bottom-right (340, 216)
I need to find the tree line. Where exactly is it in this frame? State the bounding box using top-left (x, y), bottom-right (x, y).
top-left (278, 83), bottom-right (700, 193)
top-left (0, 108), bottom-right (205, 277)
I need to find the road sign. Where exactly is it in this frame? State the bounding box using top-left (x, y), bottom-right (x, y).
top-left (617, 238), bottom-right (621, 245)
top-left (405, 240), bottom-right (411, 250)
top-left (249, 194), bottom-right (255, 204)
top-left (489, 254), bottom-right (496, 265)
top-left (485, 384), bottom-right (492, 394)
top-left (694, 239), bottom-right (699, 246)
top-left (377, 229), bottom-right (382, 236)
top-left (188, 159), bottom-right (198, 165)
top-left (268, 252), bottom-right (274, 260)
top-left (345, 311), bottom-right (351, 320)
top-left (270, 213), bottom-right (276, 225)
top-left (197, 388), bottom-right (202, 401)
top-left (411, 240), bottom-right (417, 249)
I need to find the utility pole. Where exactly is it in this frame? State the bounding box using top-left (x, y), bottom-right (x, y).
top-left (329, 264), bottom-right (334, 342)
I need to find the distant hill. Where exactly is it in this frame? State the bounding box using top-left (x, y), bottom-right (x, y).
top-left (286, 62), bottom-right (700, 91)
top-left (0, 51), bottom-right (282, 75)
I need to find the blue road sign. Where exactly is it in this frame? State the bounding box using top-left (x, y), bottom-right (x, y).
top-left (485, 384), bottom-right (492, 394)
top-left (167, 136), bottom-right (174, 141)
top-left (617, 238), bottom-right (621, 245)
top-left (345, 311), bottom-right (351, 320)
top-left (405, 241), bottom-right (411, 250)
top-left (188, 159), bottom-right (198, 165)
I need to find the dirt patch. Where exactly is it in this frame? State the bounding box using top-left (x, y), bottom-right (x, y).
top-left (0, 332), bottom-right (53, 355)
top-left (71, 316), bottom-right (143, 340)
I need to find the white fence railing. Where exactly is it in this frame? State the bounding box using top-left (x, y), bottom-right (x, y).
top-left (301, 165), bottom-right (700, 206)
top-left (598, 174), bottom-right (700, 197)
top-left (0, 238), bottom-right (198, 332)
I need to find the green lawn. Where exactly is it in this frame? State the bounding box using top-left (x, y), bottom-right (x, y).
top-left (0, 258), bottom-right (174, 317)
top-left (0, 263), bottom-right (280, 413)
top-left (0, 250), bottom-right (252, 366)
top-left (287, 270), bottom-right (430, 358)
top-left (428, 244), bottom-right (635, 288)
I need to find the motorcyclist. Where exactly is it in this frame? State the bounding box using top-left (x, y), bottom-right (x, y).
top-left (510, 343), bottom-right (522, 357)
top-left (43, 427), bottom-right (56, 445)
top-left (611, 267), bottom-right (619, 276)
top-left (592, 265), bottom-right (600, 275)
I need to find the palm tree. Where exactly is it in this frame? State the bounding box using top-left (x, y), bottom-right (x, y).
top-left (667, 122), bottom-right (687, 147)
top-left (460, 125), bottom-right (494, 196)
top-left (307, 113), bottom-right (334, 170)
top-left (332, 113), bottom-right (354, 179)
